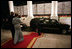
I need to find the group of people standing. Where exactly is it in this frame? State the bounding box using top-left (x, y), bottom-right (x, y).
top-left (9, 12), bottom-right (41, 44)
top-left (9, 12), bottom-right (24, 44)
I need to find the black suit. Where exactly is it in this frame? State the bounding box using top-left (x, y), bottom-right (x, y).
top-left (8, 15), bottom-right (15, 40)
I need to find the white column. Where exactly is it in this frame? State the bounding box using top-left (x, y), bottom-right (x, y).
top-left (23, 1), bottom-right (34, 26)
top-left (27, 1), bottom-right (33, 17)
top-left (8, 1), bottom-right (14, 13)
top-left (51, 1), bottom-right (58, 21)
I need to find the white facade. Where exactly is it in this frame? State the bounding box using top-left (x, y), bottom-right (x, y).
top-left (8, 1), bottom-right (14, 13)
top-left (51, 1), bottom-right (58, 21)
top-left (23, 1), bottom-right (34, 26)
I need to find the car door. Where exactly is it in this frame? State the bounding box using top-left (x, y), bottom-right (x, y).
top-left (50, 19), bottom-right (60, 30)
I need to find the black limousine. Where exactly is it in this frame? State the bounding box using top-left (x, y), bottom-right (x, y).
top-left (30, 18), bottom-right (70, 35)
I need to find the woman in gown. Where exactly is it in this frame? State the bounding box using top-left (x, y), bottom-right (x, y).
top-left (12, 14), bottom-right (24, 44)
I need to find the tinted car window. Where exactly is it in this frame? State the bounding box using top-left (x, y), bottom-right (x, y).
top-left (40, 19), bottom-right (44, 20)
top-left (45, 20), bottom-right (49, 22)
top-left (50, 19), bottom-right (59, 25)
top-left (51, 20), bottom-right (56, 23)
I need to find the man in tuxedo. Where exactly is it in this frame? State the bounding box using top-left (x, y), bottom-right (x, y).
top-left (8, 12), bottom-right (15, 40)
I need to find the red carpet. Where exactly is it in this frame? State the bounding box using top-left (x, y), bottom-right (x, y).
top-left (1, 32), bottom-right (39, 48)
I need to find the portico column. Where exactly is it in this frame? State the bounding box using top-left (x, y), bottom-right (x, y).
top-left (24, 1), bottom-right (34, 26)
top-left (51, 1), bottom-right (58, 21)
top-left (27, 1), bottom-right (34, 17)
top-left (8, 1), bottom-right (14, 13)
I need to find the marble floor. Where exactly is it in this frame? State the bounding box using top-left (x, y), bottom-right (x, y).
top-left (1, 29), bottom-right (71, 48)
top-left (1, 29), bottom-right (31, 44)
top-left (32, 33), bottom-right (71, 48)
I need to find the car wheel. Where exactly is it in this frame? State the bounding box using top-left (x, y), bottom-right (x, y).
top-left (62, 29), bottom-right (67, 34)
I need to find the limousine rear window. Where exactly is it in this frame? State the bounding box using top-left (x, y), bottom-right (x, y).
top-left (51, 20), bottom-right (56, 22)
top-left (40, 19), bottom-right (44, 20)
top-left (45, 20), bottom-right (49, 22)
